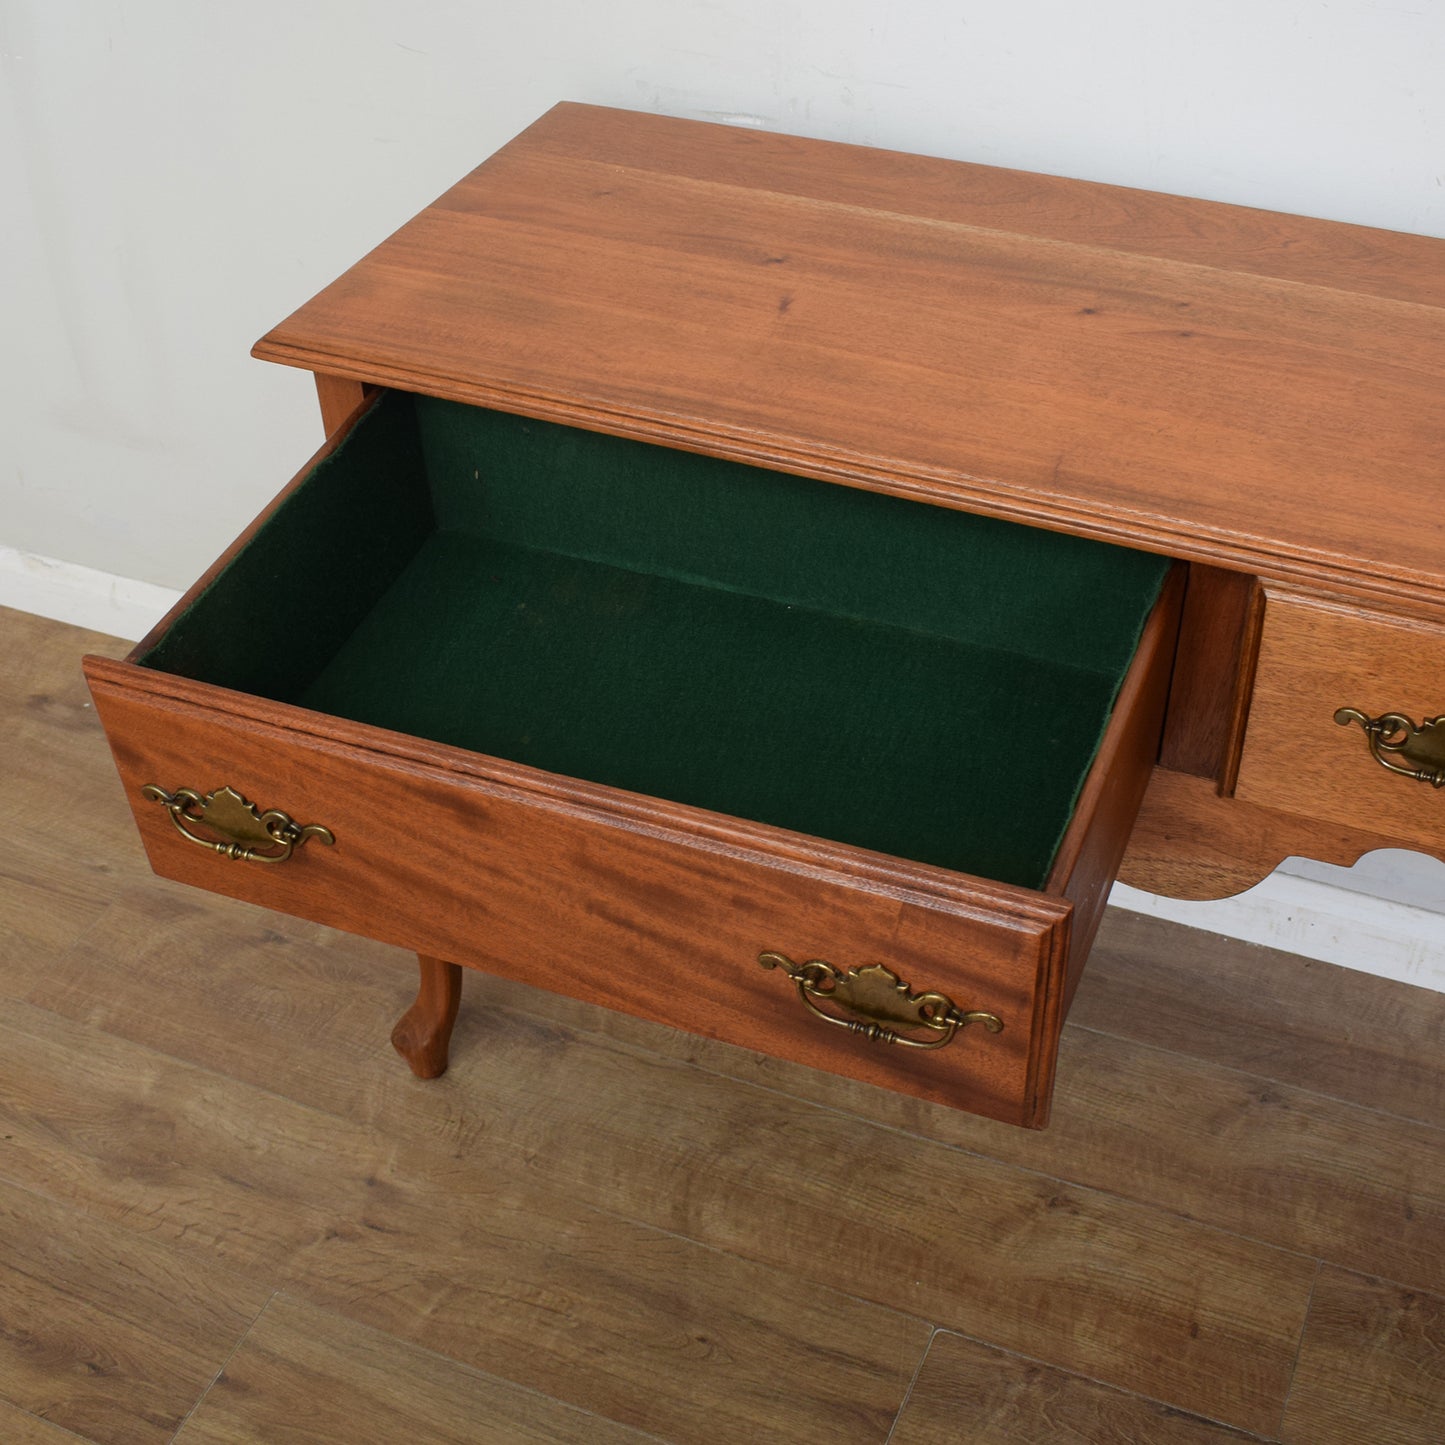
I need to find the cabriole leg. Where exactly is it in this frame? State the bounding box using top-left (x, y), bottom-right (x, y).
top-left (391, 955), bottom-right (463, 1079)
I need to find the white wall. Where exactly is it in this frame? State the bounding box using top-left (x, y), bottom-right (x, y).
top-left (4, 0), bottom-right (1444, 593)
top-left (3, 2), bottom-right (1443, 969)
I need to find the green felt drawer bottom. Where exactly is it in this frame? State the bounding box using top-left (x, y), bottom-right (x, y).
top-left (138, 390), bottom-right (1171, 889)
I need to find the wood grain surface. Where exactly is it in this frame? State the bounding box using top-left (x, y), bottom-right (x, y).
top-left (313, 373), bottom-right (371, 437)
top-left (0, 611), bottom-right (133, 973)
top-left (0, 1174), bottom-right (269, 1445)
top-left (0, 999), bottom-right (927, 1445)
top-left (82, 541), bottom-right (1178, 1127)
top-left (403, 954), bottom-right (1443, 1313)
top-left (0, 1397), bottom-right (111, 1445)
top-left (1235, 588), bottom-right (1445, 853)
top-left (2, 925), bottom-right (1314, 1436)
top-left (1158, 565), bottom-right (1260, 784)
top-left (6, 610), bottom-right (1444, 1443)
top-left (1281, 1268), bottom-right (1445, 1444)
top-left (174, 1294), bottom-right (658, 1445)
top-left (380, 902), bottom-right (1444, 1310)
top-left (1047, 563), bottom-right (1181, 1010)
top-left (450, 903), bottom-right (1445, 1136)
top-left (3, 909), bottom-right (1318, 1433)
top-left (254, 104), bottom-right (1445, 614)
top-left (390, 955), bottom-right (463, 1078)
top-left (890, 1332), bottom-right (1269, 1443)
top-left (83, 657), bottom-right (1074, 1127)
top-left (1117, 765), bottom-right (1429, 899)
top-left (1073, 908), bottom-right (1445, 1127)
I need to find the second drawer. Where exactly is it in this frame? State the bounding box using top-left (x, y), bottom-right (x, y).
top-left (1235, 588), bottom-right (1445, 855)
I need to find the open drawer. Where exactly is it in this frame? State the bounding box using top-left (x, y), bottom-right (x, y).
top-left (85, 391), bottom-right (1180, 1128)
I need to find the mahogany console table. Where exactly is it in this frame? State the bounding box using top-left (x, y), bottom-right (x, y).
top-left (85, 105), bottom-right (1444, 1127)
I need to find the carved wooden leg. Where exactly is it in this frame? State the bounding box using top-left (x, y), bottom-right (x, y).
top-left (390, 955), bottom-right (463, 1079)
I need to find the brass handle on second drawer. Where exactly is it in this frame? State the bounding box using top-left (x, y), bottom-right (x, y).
top-left (758, 952), bottom-right (1002, 1050)
top-left (1334, 710), bottom-right (1445, 788)
top-left (141, 784), bottom-right (335, 863)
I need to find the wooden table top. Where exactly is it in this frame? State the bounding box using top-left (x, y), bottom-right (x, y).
top-left (255, 102), bottom-right (1445, 616)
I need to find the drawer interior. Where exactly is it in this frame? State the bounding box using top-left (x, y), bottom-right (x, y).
top-left (141, 392), bottom-right (1170, 888)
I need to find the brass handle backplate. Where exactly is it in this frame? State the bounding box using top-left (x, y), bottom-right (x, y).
top-left (141, 784), bottom-right (335, 863)
top-left (758, 952), bottom-right (1002, 1051)
top-left (1334, 709), bottom-right (1445, 789)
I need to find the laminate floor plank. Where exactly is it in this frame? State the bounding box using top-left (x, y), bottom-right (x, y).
top-left (22, 883), bottom-right (412, 1114)
top-left (0, 610), bottom-right (138, 973)
top-left (1072, 909), bottom-right (1445, 1127)
top-left (441, 971), bottom-right (1445, 1296)
top-left (0, 1000), bottom-right (927, 1445)
top-left (0, 608), bottom-right (128, 728)
top-left (366, 1008), bottom-right (1316, 1436)
top-left (173, 1292), bottom-right (661, 1445)
top-left (888, 1331), bottom-right (1275, 1444)
top-left (9, 611), bottom-right (1444, 1442)
top-left (0, 844), bottom-right (116, 983)
top-left (1034, 1027), bottom-right (1444, 1293)
top-left (0, 1176), bottom-right (270, 1445)
top-left (0, 1000), bottom-right (361, 1269)
top-left (281, 1234), bottom-right (918, 1445)
top-left (1281, 1267), bottom-right (1445, 1445)
top-left (0, 1396), bottom-right (104, 1444)
top-left (18, 904), bottom-right (1313, 1435)
top-left (53, 870), bottom-right (1436, 1317)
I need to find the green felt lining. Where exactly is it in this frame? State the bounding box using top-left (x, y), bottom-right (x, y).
top-left (142, 391), bottom-right (1170, 888)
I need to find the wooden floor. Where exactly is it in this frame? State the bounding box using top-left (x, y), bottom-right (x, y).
top-left (2, 605), bottom-right (1443, 1444)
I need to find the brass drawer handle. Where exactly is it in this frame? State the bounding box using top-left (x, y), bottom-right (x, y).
top-left (759, 952), bottom-right (1002, 1050)
top-left (141, 784), bottom-right (335, 863)
top-left (1334, 710), bottom-right (1445, 789)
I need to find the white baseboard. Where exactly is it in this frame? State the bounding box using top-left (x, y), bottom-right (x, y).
top-left (1109, 874), bottom-right (1445, 993)
top-left (0, 545), bottom-right (181, 641)
top-left (7, 547), bottom-right (1443, 994)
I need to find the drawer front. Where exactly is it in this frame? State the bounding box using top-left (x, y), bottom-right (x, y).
top-left (1235, 590), bottom-right (1445, 856)
top-left (87, 667), bottom-right (1072, 1128)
